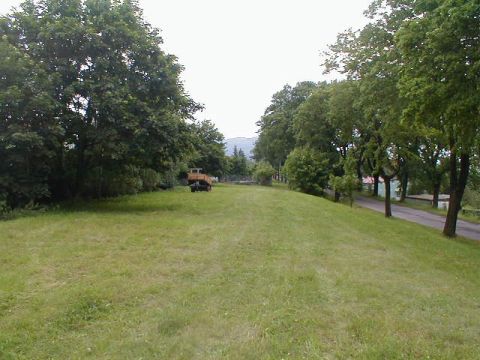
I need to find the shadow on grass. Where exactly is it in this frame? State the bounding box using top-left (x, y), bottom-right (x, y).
top-left (0, 190), bottom-right (195, 222)
top-left (73, 203), bottom-right (183, 214)
top-left (61, 197), bottom-right (186, 215)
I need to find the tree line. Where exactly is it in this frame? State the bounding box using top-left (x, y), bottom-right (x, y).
top-left (254, 0), bottom-right (480, 237)
top-left (0, 0), bottom-right (230, 211)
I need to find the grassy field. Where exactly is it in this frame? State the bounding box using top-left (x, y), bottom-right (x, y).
top-left (1, 184), bottom-right (480, 359)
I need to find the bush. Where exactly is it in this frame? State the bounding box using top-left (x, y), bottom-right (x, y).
top-left (253, 161), bottom-right (276, 185)
top-left (159, 168), bottom-right (180, 189)
top-left (84, 165), bottom-right (143, 198)
top-left (329, 174), bottom-right (360, 207)
top-left (284, 148), bottom-right (329, 195)
top-left (463, 185), bottom-right (480, 209)
top-left (106, 165), bottom-right (143, 196)
top-left (0, 190), bottom-right (8, 215)
top-left (140, 168), bottom-right (161, 191)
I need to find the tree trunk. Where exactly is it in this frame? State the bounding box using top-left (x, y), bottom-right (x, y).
top-left (432, 182), bottom-right (441, 209)
top-left (356, 152), bottom-right (364, 185)
top-left (334, 191), bottom-right (340, 202)
top-left (384, 176), bottom-right (392, 217)
top-left (74, 133), bottom-right (87, 197)
top-left (443, 153), bottom-right (470, 237)
top-left (399, 171), bottom-right (408, 202)
top-left (50, 148), bottom-right (71, 201)
top-left (373, 175), bottom-right (379, 197)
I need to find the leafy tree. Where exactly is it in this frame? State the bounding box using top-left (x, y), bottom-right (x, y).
top-left (396, 0), bottom-right (480, 236)
top-left (284, 147), bottom-right (329, 195)
top-left (324, 0), bottom-right (415, 217)
top-left (329, 153), bottom-right (360, 207)
top-left (327, 80), bottom-right (367, 182)
top-left (416, 133), bottom-right (450, 208)
top-left (253, 161), bottom-right (275, 186)
top-left (329, 175), bottom-right (359, 207)
top-left (0, 0), bottom-right (201, 206)
top-left (0, 34), bottom-right (60, 208)
top-left (254, 82), bottom-right (317, 168)
top-left (189, 120), bottom-right (226, 177)
top-left (293, 80), bottom-right (366, 189)
top-left (294, 83), bottom-right (336, 155)
top-left (228, 146), bottom-right (249, 176)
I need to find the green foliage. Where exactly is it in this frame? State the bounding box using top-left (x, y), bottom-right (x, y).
top-left (188, 120), bottom-right (226, 177)
top-left (329, 154), bottom-right (360, 206)
top-left (396, 0), bottom-right (480, 153)
top-left (227, 146), bottom-right (250, 177)
top-left (254, 82), bottom-right (317, 166)
top-left (0, 192), bottom-right (8, 214)
top-left (253, 161), bottom-right (276, 186)
top-left (463, 186), bottom-right (480, 209)
top-left (394, 0), bottom-right (480, 234)
top-left (82, 165), bottom-right (164, 198)
top-left (329, 175), bottom-right (359, 207)
top-left (0, 0), bottom-right (205, 207)
top-left (140, 169), bottom-right (162, 192)
top-left (284, 148), bottom-right (329, 195)
top-left (294, 83), bottom-right (334, 152)
top-left (0, 36), bottom-right (59, 208)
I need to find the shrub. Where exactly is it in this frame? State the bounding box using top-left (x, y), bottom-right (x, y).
top-left (463, 185), bottom-right (480, 209)
top-left (0, 190), bottom-right (8, 215)
top-left (140, 168), bottom-right (161, 191)
top-left (106, 165), bottom-right (143, 196)
top-left (83, 165), bottom-right (143, 197)
top-left (284, 148), bottom-right (329, 195)
top-left (329, 174), bottom-right (360, 207)
top-left (253, 161), bottom-right (276, 185)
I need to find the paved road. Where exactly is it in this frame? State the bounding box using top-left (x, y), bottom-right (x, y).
top-left (356, 196), bottom-right (480, 241)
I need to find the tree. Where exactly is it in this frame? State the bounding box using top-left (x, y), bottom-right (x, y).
top-left (396, 0), bottom-right (480, 236)
top-left (253, 161), bottom-right (276, 186)
top-left (189, 120), bottom-right (226, 177)
top-left (324, 0), bottom-right (415, 217)
top-left (254, 82), bottom-right (317, 168)
top-left (327, 80), bottom-right (367, 183)
top-left (294, 80), bottom-right (366, 187)
top-left (0, 0), bottom-right (200, 205)
top-left (0, 32), bottom-right (60, 208)
top-left (294, 83), bottom-right (336, 155)
top-left (329, 153), bottom-right (360, 207)
top-left (284, 147), bottom-right (329, 195)
top-left (416, 133), bottom-right (450, 208)
top-left (228, 146), bottom-right (249, 176)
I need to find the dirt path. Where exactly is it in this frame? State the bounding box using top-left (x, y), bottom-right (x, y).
top-left (356, 196), bottom-right (480, 241)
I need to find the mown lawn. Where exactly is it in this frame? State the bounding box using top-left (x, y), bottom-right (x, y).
top-left (1, 184), bottom-right (479, 359)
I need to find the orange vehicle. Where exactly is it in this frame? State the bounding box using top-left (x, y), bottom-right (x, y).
top-left (187, 168), bottom-right (212, 192)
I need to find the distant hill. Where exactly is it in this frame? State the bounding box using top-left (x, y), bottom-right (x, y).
top-left (225, 137), bottom-right (257, 158)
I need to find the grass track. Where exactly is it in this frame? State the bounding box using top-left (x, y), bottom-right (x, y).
top-left (1, 184), bottom-right (479, 359)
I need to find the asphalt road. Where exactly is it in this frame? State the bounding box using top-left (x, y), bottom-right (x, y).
top-left (356, 196), bottom-right (480, 241)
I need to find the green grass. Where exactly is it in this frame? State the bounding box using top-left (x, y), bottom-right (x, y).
top-left (1, 184), bottom-right (480, 359)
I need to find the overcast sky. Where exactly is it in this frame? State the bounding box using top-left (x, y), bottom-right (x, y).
top-left (0, 0), bottom-right (372, 138)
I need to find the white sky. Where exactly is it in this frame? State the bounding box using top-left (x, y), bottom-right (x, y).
top-left (0, 0), bottom-right (372, 138)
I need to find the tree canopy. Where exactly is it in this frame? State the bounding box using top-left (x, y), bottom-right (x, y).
top-left (0, 0), bottom-right (227, 209)
top-left (255, 0), bottom-right (480, 237)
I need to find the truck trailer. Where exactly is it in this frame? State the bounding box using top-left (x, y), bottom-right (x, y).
top-left (187, 168), bottom-right (212, 192)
